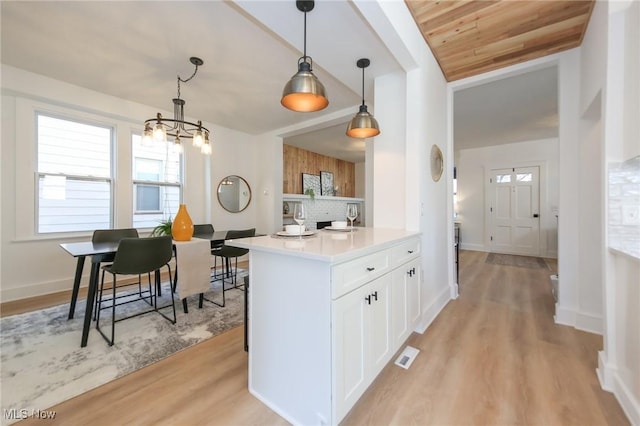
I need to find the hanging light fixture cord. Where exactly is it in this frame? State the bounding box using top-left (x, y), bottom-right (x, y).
top-left (303, 7), bottom-right (308, 61)
top-left (360, 65), bottom-right (365, 106)
top-left (176, 60), bottom-right (201, 100)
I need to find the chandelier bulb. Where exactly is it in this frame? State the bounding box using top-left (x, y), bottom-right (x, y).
top-left (174, 135), bottom-right (183, 154)
top-left (153, 122), bottom-right (166, 142)
top-left (201, 140), bottom-right (212, 155)
top-left (142, 124), bottom-right (154, 146)
top-left (193, 129), bottom-right (204, 148)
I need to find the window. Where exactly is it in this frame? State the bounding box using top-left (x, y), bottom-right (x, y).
top-left (496, 174), bottom-right (511, 183)
top-left (37, 114), bottom-right (113, 233)
top-left (132, 134), bottom-right (182, 228)
top-left (516, 173), bottom-right (533, 182)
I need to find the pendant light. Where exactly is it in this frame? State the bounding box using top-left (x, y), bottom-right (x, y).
top-left (346, 58), bottom-right (380, 138)
top-left (281, 0), bottom-right (328, 112)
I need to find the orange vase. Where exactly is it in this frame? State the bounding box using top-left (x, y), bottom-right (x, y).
top-left (172, 204), bottom-right (194, 241)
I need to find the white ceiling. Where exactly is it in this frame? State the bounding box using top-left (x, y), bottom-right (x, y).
top-left (1, 1), bottom-right (559, 164)
top-left (453, 66), bottom-right (559, 151)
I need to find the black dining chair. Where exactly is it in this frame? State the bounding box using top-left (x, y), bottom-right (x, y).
top-left (96, 235), bottom-right (176, 346)
top-left (91, 228), bottom-right (140, 319)
top-left (190, 223), bottom-right (227, 309)
top-left (193, 223), bottom-right (214, 238)
top-left (193, 223), bottom-right (224, 254)
top-left (215, 228), bottom-right (255, 291)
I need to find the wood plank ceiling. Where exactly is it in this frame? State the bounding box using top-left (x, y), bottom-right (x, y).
top-left (405, 0), bottom-right (595, 81)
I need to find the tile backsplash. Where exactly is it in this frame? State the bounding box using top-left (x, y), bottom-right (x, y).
top-left (283, 195), bottom-right (364, 230)
top-left (608, 156), bottom-right (640, 258)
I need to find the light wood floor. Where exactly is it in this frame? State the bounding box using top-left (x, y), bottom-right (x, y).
top-left (9, 251), bottom-right (628, 425)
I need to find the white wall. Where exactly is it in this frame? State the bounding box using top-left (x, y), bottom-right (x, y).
top-left (372, 71), bottom-right (407, 230)
top-left (597, 1), bottom-right (640, 424)
top-left (354, 162), bottom-right (365, 199)
top-left (0, 65), bottom-right (264, 301)
top-left (455, 138), bottom-right (559, 257)
top-left (364, 0), bottom-right (452, 331)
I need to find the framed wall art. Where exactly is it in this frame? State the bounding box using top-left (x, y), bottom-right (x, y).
top-left (302, 173), bottom-right (321, 197)
top-left (320, 171), bottom-right (334, 196)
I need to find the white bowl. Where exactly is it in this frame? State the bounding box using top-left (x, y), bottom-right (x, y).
top-left (331, 221), bottom-right (348, 229)
top-left (284, 224), bottom-right (305, 235)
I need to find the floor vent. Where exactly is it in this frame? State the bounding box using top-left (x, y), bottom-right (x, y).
top-left (394, 345), bottom-right (420, 370)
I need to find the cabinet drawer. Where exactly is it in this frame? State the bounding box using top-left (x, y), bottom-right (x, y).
top-left (391, 238), bottom-right (420, 267)
top-left (332, 250), bottom-right (390, 299)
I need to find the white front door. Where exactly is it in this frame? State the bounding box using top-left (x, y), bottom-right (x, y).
top-left (489, 166), bottom-right (540, 256)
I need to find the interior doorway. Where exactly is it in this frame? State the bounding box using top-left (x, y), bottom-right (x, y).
top-left (488, 166), bottom-right (540, 256)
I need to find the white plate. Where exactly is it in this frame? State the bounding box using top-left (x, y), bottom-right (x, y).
top-left (276, 231), bottom-right (315, 237)
top-left (324, 226), bottom-right (354, 232)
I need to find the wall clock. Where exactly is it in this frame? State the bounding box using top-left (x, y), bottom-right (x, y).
top-left (430, 144), bottom-right (444, 182)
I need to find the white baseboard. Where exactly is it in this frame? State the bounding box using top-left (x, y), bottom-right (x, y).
top-left (597, 351), bottom-right (615, 391)
top-left (416, 285), bottom-right (451, 334)
top-left (553, 303), bottom-right (603, 335)
top-left (1, 277), bottom-right (80, 302)
top-left (597, 352), bottom-right (640, 425)
top-left (613, 372), bottom-right (640, 426)
top-left (450, 282), bottom-right (459, 299)
top-left (575, 311), bottom-right (603, 335)
top-left (459, 243), bottom-right (486, 252)
top-left (553, 302), bottom-right (575, 326)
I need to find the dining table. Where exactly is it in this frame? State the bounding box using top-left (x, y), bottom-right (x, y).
top-left (60, 231), bottom-right (228, 347)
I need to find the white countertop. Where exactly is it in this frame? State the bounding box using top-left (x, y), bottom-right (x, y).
top-left (230, 227), bottom-right (420, 263)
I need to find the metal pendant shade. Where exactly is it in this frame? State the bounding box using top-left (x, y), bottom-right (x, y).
top-left (281, 0), bottom-right (328, 112)
top-left (346, 58), bottom-right (380, 138)
top-left (346, 105), bottom-right (380, 138)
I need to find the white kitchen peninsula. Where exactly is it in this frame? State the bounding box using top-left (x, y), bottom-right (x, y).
top-left (232, 228), bottom-right (422, 425)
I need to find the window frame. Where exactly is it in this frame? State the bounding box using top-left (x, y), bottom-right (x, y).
top-left (34, 110), bottom-right (115, 235)
top-left (131, 133), bottom-right (183, 229)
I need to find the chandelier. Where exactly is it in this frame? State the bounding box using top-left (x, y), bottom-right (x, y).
top-left (143, 57), bottom-right (211, 155)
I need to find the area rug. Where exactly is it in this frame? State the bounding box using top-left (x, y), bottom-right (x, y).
top-left (0, 272), bottom-right (247, 425)
top-left (485, 253), bottom-right (549, 269)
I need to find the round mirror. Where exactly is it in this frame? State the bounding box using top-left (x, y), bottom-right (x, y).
top-left (217, 175), bottom-right (251, 213)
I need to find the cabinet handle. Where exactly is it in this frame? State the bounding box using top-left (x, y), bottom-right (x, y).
top-left (365, 295), bottom-right (371, 305)
top-left (411, 267), bottom-right (416, 276)
top-left (407, 250), bottom-right (414, 254)
top-left (366, 267), bottom-right (375, 272)
top-left (407, 269), bottom-right (413, 277)
top-left (372, 291), bottom-right (378, 301)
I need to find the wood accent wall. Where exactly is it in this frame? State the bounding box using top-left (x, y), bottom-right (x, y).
top-left (283, 145), bottom-right (355, 197)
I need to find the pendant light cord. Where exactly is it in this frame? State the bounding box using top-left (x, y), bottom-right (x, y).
top-left (361, 66), bottom-right (365, 106)
top-left (176, 62), bottom-right (200, 100)
top-left (303, 10), bottom-right (308, 60)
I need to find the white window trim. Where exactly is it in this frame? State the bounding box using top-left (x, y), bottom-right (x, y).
top-left (15, 97), bottom-right (117, 240)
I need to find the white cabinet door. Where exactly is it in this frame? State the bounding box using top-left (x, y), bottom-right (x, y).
top-left (333, 282), bottom-right (369, 422)
top-left (333, 275), bottom-right (392, 423)
top-left (391, 258), bottom-right (421, 350)
top-left (407, 258), bottom-right (421, 329)
top-left (368, 274), bottom-right (392, 378)
top-left (391, 266), bottom-right (409, 350)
